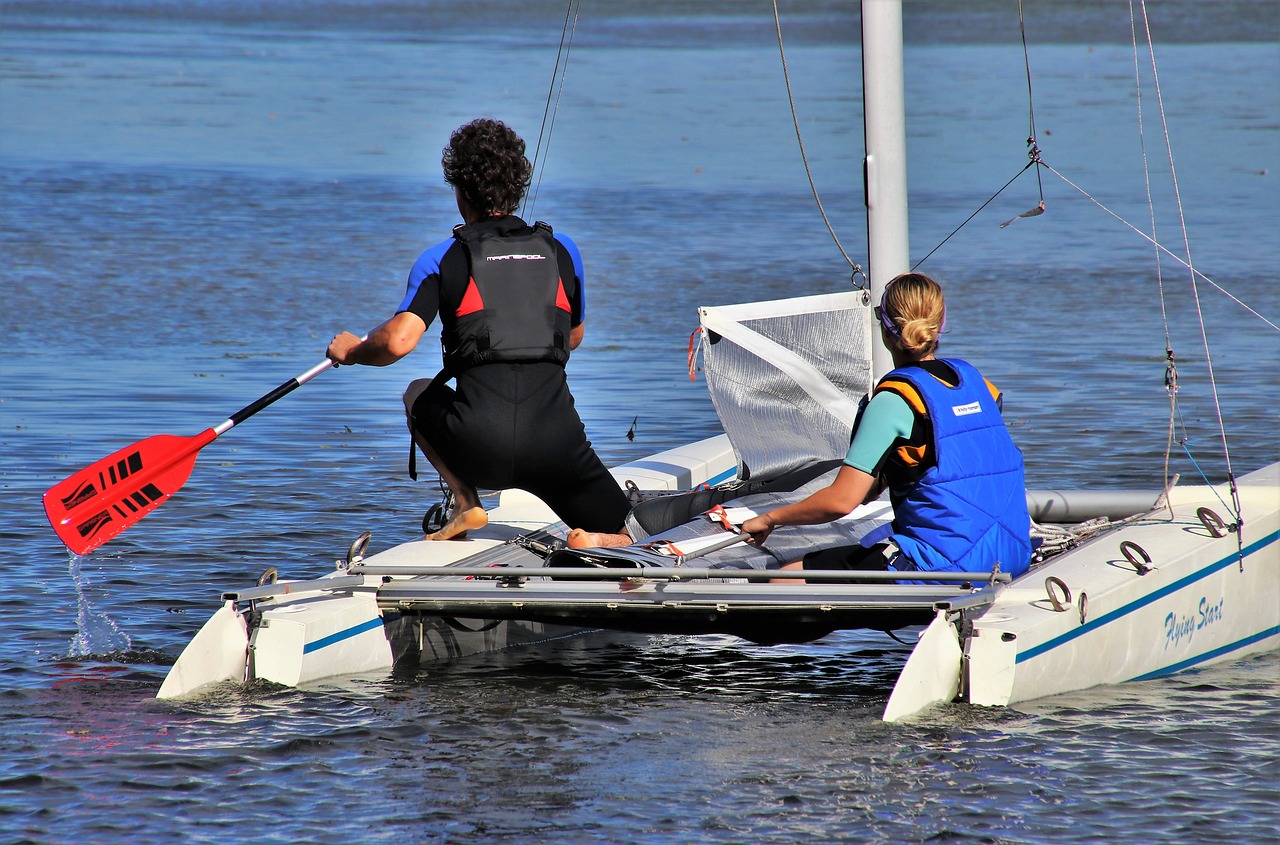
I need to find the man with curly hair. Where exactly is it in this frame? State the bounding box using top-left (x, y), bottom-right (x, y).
top-left (327, 118), bottom-right (630, 541)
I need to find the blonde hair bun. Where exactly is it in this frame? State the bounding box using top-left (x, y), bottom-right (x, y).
top-left (882, 273), bottom-right (945, 358)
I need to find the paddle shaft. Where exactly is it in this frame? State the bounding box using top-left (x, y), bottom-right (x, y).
top-left (212, 355), bottom-right (340, 436)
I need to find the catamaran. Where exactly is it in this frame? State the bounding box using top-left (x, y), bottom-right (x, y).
top-left (45, 1), bottom-right (1278, 719)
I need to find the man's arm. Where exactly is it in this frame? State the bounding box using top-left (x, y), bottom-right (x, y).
top-left (327, 311), bottom-right (428, 366)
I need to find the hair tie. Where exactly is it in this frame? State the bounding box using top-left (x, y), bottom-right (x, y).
top-left (875, 285), bottom-right (900, 338)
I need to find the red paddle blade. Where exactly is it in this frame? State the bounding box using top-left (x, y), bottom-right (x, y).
top-left (43, 430), bottom-right (217, 555)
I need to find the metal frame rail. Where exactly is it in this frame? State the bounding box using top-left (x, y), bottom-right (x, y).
top-left (353, 565), bottom-right (1010, 637)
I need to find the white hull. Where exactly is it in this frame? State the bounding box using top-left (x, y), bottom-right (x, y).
top-left (885, 461), bottom-right (1280, 720)
top-left (970, 462), bottom-right (1279, 706)
top-left (158, 434), bottom-right (738, 699)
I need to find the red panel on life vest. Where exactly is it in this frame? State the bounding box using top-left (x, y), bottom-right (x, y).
top-left (456, 277), bottom-right (485, 317)
top-left (554, 277), bottom-right (571, 313)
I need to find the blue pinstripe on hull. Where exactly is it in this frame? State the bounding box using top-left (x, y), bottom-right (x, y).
top-left (1129, 625), bottom-right (1280, 681)
top-left (707, 466), bottom-right (737, 486)
top-left (1014, 530), bottom-right (1279, 678)
top-left (302, 616), bottom-right (385, 655)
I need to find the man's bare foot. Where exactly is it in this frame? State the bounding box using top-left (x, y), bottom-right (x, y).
top-left (426, 506), bottom-right (488, 541)
top-left (567, 528), bottom-right (632, 549)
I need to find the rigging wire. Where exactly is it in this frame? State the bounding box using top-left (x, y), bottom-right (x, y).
top-left (523, 0), bottom-right (580, 220)
top-left (771, 0), bottom-right (860, 277)
top-left (910, 0), bottom-right (1264, 543)
top-left (1013, 0), bottom-right (1046, 211)
top-left (906, 0), bottom-right (1044, 270)
top-left (914, 0), bottom-right (1050, 269)
top-left (910, 162), bottom-right (1036, 270)
top-left (1127, 0), bottom-right (1183, 506)
top-left (1131, 0), bottom-right (1243, 537)
top-left (1034, 163), bottom-right (1278, 333)
top-left (528, 3), bottom-right (1266, 532)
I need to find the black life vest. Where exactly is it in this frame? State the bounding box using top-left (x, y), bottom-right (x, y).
top-left (442, 220), bottom-right (573, 371)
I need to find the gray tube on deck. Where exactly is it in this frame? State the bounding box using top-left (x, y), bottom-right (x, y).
top-left (1025, 489), bottom-right (1158, 522)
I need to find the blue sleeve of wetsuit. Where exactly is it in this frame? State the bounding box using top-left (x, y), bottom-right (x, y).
top-left (397, 236), bottom-right (454, 320)
top-left (844, 390), bottom-right (915, 474)
top-left (554, 231), bottom-right (586, 326)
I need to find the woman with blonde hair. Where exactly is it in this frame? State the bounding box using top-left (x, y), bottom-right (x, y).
top-left (741, 272), bottom-right (1032, 579)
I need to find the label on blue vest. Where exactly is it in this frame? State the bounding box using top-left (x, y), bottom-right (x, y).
top-left (951, 401), bottom-right (982, 417)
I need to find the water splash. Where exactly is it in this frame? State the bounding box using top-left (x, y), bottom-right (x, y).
top-left (67, 553), bottom-right (132, 657)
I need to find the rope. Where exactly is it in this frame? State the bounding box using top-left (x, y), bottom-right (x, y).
top-left (523, 0), bottom-right (580, 220)
top-left (771, 0), bottom-right (859, 275)
top-left (1176, 440), bottom-right (1242, 517)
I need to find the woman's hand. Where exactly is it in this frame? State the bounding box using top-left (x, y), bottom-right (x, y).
top-left (738, 466), bottom-right (877, 548)
top-left (740, 513), bottom-right (776, 546)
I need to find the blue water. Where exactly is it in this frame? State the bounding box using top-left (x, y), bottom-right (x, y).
top-left (1, 2), bottom-right (1278, 843)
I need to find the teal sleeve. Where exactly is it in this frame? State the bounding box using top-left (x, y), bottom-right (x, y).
top-left (843, 391), bottom-right (915, 474)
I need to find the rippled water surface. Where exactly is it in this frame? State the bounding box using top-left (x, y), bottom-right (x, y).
top-left (1, 2), bottom-right (1277, 844)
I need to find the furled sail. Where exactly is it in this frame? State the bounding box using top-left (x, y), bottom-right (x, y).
top-left (699, 290), bottom-right (874, 481)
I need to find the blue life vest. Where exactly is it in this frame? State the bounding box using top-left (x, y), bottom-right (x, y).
top-left (876, 358), bottom-right (1032, 578)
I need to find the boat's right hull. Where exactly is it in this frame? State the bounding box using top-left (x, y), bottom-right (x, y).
top-left (964, 462), bottom-right (1280, 708)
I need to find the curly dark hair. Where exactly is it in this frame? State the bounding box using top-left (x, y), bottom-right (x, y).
top-left (441, 118), bottom-right (532, 218)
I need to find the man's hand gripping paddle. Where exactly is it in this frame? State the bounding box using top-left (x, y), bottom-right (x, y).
top-left (44, 352), bottom-right (347, 555)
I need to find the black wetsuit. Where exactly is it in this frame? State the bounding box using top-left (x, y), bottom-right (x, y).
top-left (398, 215), bottom-right (630, 533)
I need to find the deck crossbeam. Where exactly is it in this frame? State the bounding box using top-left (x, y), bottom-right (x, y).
top-left (372, 573), bottom-right (1002, 634)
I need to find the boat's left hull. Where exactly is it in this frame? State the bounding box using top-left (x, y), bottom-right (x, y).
top-left (157, 434), bottom-right (738, 699)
